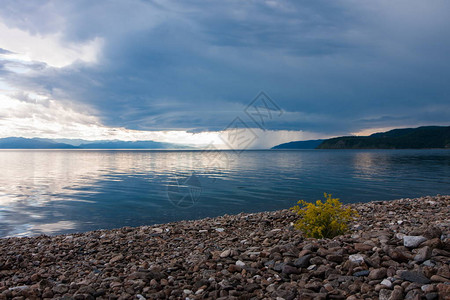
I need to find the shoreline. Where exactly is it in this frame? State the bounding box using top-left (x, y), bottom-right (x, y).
top-left (1, 195), bottom-right (449, 299)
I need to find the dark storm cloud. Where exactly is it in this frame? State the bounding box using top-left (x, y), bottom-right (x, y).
top-left (1, 0), bottom-right (449, 136)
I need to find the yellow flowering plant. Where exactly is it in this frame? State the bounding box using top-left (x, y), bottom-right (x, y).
top-left (291, 193), bottom-right (358, 239)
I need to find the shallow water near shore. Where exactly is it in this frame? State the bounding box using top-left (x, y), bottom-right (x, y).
top-left (0, 149), bottom-right (449, 237)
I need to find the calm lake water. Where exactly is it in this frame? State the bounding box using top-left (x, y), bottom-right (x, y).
top-left (0, 149), bottom-right (449, 237)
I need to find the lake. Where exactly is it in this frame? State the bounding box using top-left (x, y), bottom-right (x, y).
top-left (0, 149), bottom-right (449, 237)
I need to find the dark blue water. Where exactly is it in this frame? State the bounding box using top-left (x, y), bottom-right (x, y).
top-left (0, 149), bottom-right (449, 237)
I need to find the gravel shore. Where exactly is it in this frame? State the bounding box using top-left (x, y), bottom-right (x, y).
top-left (1, 195), bottom-right (449, 300)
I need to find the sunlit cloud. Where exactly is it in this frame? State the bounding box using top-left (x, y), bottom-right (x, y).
top-left (351, 127), bottom-right (400, 137)
top-left (0, 91), bottom-right (316, 148)
top-left (0, 20), bottom-right (102, 68)
top-left (0, 93), bottom-right (218, 145)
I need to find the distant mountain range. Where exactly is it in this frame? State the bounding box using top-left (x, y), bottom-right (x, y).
top-left (273, 126), bottom-right (450, 149)
top-left (3, 126), bottom-right (449, 150)
top-left (0, 137), bottom-right (184, 149)
top-left (0, 137), bottom-right (78, 149)
top-left (271, 139), bottom-right (324, 149)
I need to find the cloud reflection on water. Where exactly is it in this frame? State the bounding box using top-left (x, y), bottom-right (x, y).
top-left (0, 149), bottom-right (449, 237)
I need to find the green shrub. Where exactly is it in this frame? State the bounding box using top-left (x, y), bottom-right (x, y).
top-left (291, 193), bottom-right (358, 238)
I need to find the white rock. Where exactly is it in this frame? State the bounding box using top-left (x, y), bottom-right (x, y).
top-left (421, 284), bottom-right (432, 292)
top-left (183, 289), bottom-right (193, 295)
top-left (153, 228), bottom-right (163, 233)
top-left (236, 260), bottom-right (245, 267)
top-left (195, 289), bottom-right (204, 295)
top-left (403, 236), bottom-right (427, 248)
top-left (351, 233), bottom-right (360, 239)
top-left (215, 228), bottom-right (225, 232)
top-left (349, 254), bottom-right (365, 264)
top-left (9, 286), bottom-right (29, 291)
top-left (380, 279), bottom-right (392, 288)
top-left (307, 264), bottom-right (317, 270)
top-left (136, 294), bottom-right (146, 300)
top-left (220, 249), bottom-right (231, 258)
top-left (423, 260), bottom-right (435, 267)
top-left (198, 230), bottom-right (208, 233)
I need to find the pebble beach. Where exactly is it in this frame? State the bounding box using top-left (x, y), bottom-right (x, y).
top-left (0, 195), bottom-right (449, 300)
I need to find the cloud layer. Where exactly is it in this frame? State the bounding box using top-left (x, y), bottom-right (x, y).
top-left (0, 0), bottom-right (449, 144)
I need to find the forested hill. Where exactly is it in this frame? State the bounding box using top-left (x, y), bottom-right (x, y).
top-left (271, 139), bottom-right (324, 149)
top-left (317, 126), bottom-right (450, 149)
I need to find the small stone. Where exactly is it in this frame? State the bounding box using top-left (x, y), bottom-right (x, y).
top-left (405, 289), bottom-right (423, 300)
top-left (273, 262), bottom-right (285, 272)
top-left (228, 264), bottom-right (241, 273)
top-left (436, 283), bottom-right (450, 299)
top-left (8, 285), bottom-right (29, 292)
top-left (422, 226), bottom-right (442, 239)
top-left (390, 286), bottom-right (404, 300)
top-left (307, 264), bottom-right (317, 270)
top-left (396, 233), bottom-right (406, 239)
top-left (405, 283), bottom-right (422, 293)
top-left (326, 254), bottom-right (343, 263)
top-left (354, 243), bottom-right (373, 252)
top-left (425, 292), bottom-right (438, 300)
top-left (281, 265), bottom-right (300, 275)
top-left (293, 255), bottom-right (311, 268)
top-left (110, 254), bottom-right (124, 263)
top-left (235, 260), bottom-right (245, 267)
top-left (195, 289), bottom-right (204, 295)
top-left (220, 249), bottom-right (231, 258)
top-left (349, 254), bottom-right (365, 264)
top-left (400, 271), bottom-right (431, 284)
top-left (215, 228), bottom-right (225, 232)
top-left (369, 268), bottom-right (387, 280)
top-left (353, 270), bottom-right (370, 277)
top-left (266, 284), bottom-right (276, 293)
top-left (389, 249), bottom-right (409, 263)
top-left (380, 279), bottom-right (393, 289)
top-left (403, 236), bottom-right (427, 248)
top-left (421, 285), bottom-right (436, 293)
top-left (153, 228), bottom-right (163, 233)
top-left (52, 284), bottom-right (69, 294)
top-left (379, 289), bottom-right (392, 300)
top-left (30, 274), bottom-right (41, 282)
top-left (430, 275), bottom-right (448, 282)
top-left (421, 238), bottom-right (442, 249)
top-left (414, 246), bottom-right (432, 262)
top-left (422, 260), bottom-right (435, 267)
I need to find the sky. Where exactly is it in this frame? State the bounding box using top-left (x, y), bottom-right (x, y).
top-left (0, 0), bottom-right (449, 148)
